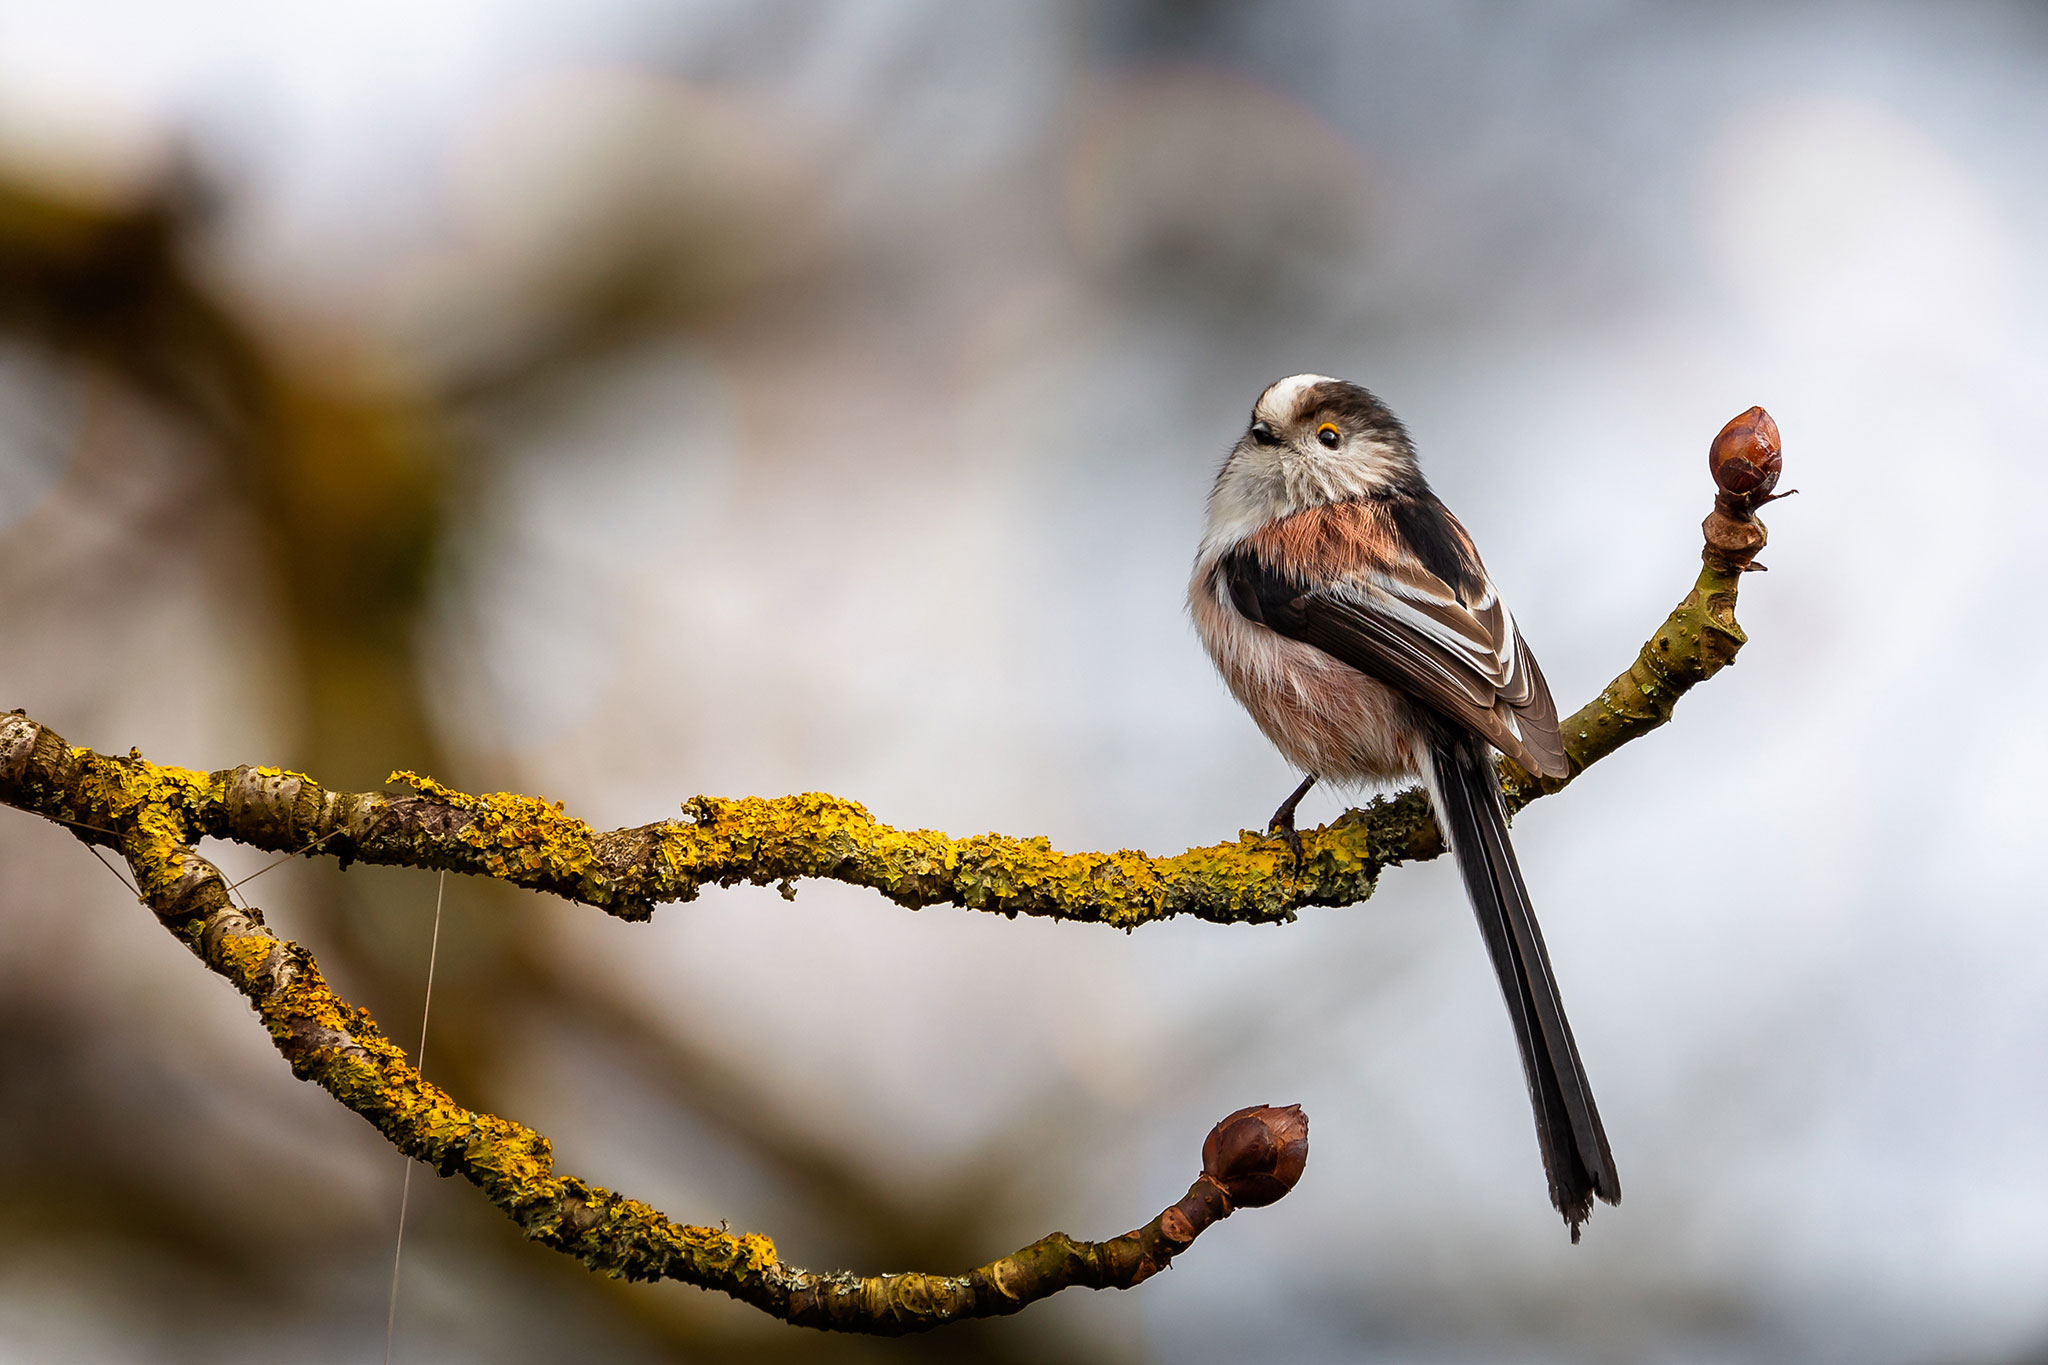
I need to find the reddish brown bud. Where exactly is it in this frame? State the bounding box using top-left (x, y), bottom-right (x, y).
top-left (1709, 406), bottom-right (1782, 501)
top-left (1201, 1103), bottom-right (1308, 1208)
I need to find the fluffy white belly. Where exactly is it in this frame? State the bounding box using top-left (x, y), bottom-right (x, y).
top-left (1190, 576), bottom-right (1425, 785)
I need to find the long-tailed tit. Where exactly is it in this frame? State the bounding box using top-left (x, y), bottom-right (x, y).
top-left (1189, 374), bottom-right (1619, 1239)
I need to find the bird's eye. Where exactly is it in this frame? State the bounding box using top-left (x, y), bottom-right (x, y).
top-left (1249, 420), bottom-right (1280, 447)
top-left (1316, 423), bottom-right (1342, 449)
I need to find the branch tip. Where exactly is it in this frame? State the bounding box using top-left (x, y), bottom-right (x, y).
top-left (1703, 403), bottom-right (1784, 574)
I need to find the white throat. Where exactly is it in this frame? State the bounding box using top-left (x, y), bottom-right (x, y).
top-left (1198, 433), bottom-right (1412, 561)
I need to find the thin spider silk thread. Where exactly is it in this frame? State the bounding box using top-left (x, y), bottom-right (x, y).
top-left (223, 829), bottom-right (341, 910)
top-left (47, 813), bottom-right (139, 898)
top-left (226, 828), bottom-right (340, 894)
top-left (60, 801), bottom-right (438, 1352)
top-left (385, 870), bottom-right (446, 1364)
top-left (84, 844), bottom-right (137, 897)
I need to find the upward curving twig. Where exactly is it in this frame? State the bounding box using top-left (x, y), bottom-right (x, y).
top-left (0, 410), bottom-right (1781, 1331)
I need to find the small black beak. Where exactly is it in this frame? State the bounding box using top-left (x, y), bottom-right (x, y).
top-left (1249, 420), bottom-right (1279, 447)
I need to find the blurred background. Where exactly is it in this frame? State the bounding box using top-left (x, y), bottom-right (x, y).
top-left (1, 2), bottom-right (2044, 1361)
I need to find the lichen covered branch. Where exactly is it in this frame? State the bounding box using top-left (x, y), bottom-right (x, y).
top-left (0, 408), bottom-right (1780, 1329)
top-left (4, 413), bottom-right (1777, 934)
top-left (0, 713), bottom-right (1308, 1329)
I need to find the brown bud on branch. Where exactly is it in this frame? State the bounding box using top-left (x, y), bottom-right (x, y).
top-left (1708, 406), bottom-right (1783, 510)
top-left (1201, 1103), bottom-right (1310, 1209)
top-left (1123, 1103), bottom-right (1310, 1286)
top-left (1702, 405), bottom-right (1785, 573)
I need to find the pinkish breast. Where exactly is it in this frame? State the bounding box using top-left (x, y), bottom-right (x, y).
top-left (1188, 568), bottom-right (1424, 786)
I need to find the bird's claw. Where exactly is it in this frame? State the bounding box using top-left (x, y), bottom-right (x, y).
top-left (1268, 814), bottom-right (1306, 870)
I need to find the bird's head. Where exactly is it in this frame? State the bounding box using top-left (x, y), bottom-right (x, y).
top-left (1206, 375), bottom-right (1424, 541)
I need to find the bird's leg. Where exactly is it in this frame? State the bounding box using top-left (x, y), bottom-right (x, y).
top-left (1267, 774), bottom-right (1318, 864)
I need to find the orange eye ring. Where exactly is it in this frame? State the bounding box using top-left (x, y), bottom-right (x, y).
top-left (1315, 423), bottom-right (1342, 448)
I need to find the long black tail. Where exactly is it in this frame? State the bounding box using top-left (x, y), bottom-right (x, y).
top-left (1427, 731), bottom-right (1620, 1240)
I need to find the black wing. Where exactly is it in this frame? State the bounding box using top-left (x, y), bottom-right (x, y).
top-left (1223, 545), bottom-right (1568, 779)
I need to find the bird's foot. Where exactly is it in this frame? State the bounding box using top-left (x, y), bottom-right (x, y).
top-left (1266, 773), bottom-right (1317, 871)
top-left (1267, 811), bottom-right (1305, 868)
